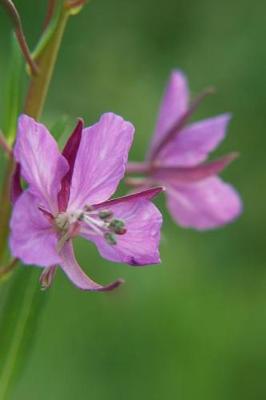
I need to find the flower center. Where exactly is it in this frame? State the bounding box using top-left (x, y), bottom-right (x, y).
top-left (54, 206), bottom-right (126, 248)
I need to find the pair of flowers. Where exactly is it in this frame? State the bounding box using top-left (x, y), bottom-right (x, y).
top-left (10, 71), bottom-right (242, 291)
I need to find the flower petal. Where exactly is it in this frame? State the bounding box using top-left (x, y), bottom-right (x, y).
top-left (68, 113), bottom-right (134, 209)
top-left (153, 153), bottom-right (237, 183)
top-left (156, 114), bottom-right (231, 166)
top-left (58, 118), bottom-right (83, 211)
top-left (94, 187), bottom-right (164, 208)
top-left (81, 190), bottom-right (163, 266)
top-left (9, 191), bottom-right (61, 266)
top-left (148, 70), bottom-right (189, 159)
top-left (166, 177), bottom-right (242, 230)
top-left (60, 242), bottom-right (124, 291)
top-left (14, 114), bottom-right (69, 212)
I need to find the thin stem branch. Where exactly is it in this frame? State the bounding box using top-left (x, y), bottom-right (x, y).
top-left (42, 0), bottom-right (57, 31)
top-left (0, 0), bottom-right (38, 75)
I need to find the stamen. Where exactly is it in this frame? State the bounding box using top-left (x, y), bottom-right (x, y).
top-left (99, 210), bottom-right (113, 220)
top-left (109, 219), bottom-right (126, 235)
top-left (84, 213), bottom-right (106, 227)
top-left (84, 205), bottom-right (94, 212)
top-left (82, 208), bottom-right (127, 244)
top-left (104, 232), bottom-right (117, 245)
top-left (54, 206), bottom-right (127, 249)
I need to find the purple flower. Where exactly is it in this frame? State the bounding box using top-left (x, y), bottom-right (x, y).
top-left (126, 70), bottom-right (242, 230)
top-left (10, 113), bottom-right (163, 291)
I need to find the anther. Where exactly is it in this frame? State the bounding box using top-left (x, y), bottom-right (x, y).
top-left (104, 232), bottom-right (117, 245)
top-left (98, 210), bottom-right (113, 220)
top-left (84, 205), bottom-right (94, 212)
top-left (109, 219), bottom-right (126, 235)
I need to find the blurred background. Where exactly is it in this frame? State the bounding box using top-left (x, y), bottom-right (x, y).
top-left (0, 0), bottom-right (266, 399)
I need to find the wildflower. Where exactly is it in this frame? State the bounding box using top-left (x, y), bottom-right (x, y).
top-left (10, 113), bottom-right (163, 291)
top-left (126, 70), bottom-right (242, 230)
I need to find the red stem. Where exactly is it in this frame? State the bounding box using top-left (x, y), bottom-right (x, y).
top-left (1, 0), bottom-right (38, 75)
top-left (42, 0), bottom-right (57, 31)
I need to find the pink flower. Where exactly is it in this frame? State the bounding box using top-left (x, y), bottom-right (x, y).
top-left (126, 70), bottom-right (242, 230)
top-left (10, 114), bottom-right (163, 291)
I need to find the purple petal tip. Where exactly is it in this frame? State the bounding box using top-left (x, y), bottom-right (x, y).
top-left (98, 278), bottom-right (125, 292)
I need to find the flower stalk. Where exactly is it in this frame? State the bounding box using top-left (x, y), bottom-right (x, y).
top-left (42, 0), bottom-right (57, 31)
top-left (24, 3), bottom-right (70, 120)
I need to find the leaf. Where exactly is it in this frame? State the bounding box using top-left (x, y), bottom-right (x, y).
top-left (0, 268), bottom-right (47, 398)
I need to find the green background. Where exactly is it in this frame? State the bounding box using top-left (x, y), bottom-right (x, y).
top-left (0, 0), bottom-right (266, 399)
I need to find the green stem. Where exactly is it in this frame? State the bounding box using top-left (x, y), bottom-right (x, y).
top-left (0, 159), bottom-right (14, 263)
top-left (24, 5), bottom-right (72, 120)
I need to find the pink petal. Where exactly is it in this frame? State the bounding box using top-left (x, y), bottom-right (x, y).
top-left (68, 113), bottom-right (134, 209)
top-left (151, 88), bottom-right (214, 161)
top-left (166, 176), bottom-right (242, 230)
top-left (95, 187), bottom-right (164, 208)
top-left (58, 118), bottom-right (83, 212)
top-left (81, 190), bottom-right (163, 266)
top-left (153, 153), bottom-right (237, 183)
top-left (60, 242), bottom-right (124, 291)
top-left (148, 70), bottom-right (189, 159)
top-left (14, 114), bottom-right (69, 212)
top-left (157, 114), bottom-right (231, 167)
top-left (9, 191), bottom-right (61, 267)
